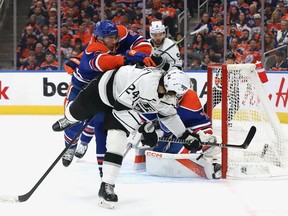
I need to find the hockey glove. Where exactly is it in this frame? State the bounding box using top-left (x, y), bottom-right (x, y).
top-left (138, 122), bottom-right (158, 147)
top-left (124, 50), bottom-right (156, 67)
top-left (64, 57), bottom-right (81, 75)
top-left (197, 130), bottom-right (217, 143)
top-left (151, 54), bottom-right (170, 71)
top-left (178, 129), bottom-right (202, 151)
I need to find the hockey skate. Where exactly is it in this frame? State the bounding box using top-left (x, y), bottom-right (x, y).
top-left (62, 148), bottom-right (76, 167)
top-left (75, 143), bottom-right (88, 158)
top-left (52, 117), bottom-right (78, 132)
top-left (212, 163), bottom-right (222, 179)
top-left (98, 182), bottom-right (118, 209)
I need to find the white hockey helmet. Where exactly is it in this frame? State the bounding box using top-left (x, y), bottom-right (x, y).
top-left (150, 21), bottom-right (166, 35)
top-left (163, 69), bottom-right (191, 96)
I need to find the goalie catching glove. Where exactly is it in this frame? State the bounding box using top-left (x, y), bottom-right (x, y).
top-left (138, 122), bottom-right (158, 147)
top-left (124, 50), bottom-right (156, 67)
top-left (178, 130), bottom-right (202, 151)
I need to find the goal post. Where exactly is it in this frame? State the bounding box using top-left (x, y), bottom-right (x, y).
top-left (206, 63), bottom-right (288, 179)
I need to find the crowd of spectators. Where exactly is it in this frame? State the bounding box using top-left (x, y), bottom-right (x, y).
top-left (186, 0), bottom-right (288, 71)
top-left (16, 0), bottom-right (288, 71)
top-left (16, 0), bottom-right (183, 70)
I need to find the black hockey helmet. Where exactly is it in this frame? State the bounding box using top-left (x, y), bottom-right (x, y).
top-left (225, 52), bottom-right (236, 60)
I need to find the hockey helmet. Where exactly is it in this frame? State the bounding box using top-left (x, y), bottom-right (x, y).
top-left (150, 21), bottom-right (166, 35)
top-left (94, 20), bottom-right (118, 38)
top-left (225, 52), bottom-right (236, 60)
top-left (163, 69), bottom-right (191, 96)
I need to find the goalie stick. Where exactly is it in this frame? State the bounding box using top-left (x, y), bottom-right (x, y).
top-left (158, 126), bottom-right (256, 149)
top-left (0, 117), bottom-right (94, 203)
top-left (159, 24), bottom-right (208, 57)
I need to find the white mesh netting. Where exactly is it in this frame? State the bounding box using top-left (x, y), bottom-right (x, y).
top-left (208, 63), bottom-right (288, 178)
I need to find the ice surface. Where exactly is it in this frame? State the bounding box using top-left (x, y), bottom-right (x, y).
top-left (0, 115), bottom-right (288, 216)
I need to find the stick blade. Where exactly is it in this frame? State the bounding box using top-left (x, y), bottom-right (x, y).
top-left (242, 126), bottom-right (257, 149)
top-left (0, 195), bottom-right (19, 203)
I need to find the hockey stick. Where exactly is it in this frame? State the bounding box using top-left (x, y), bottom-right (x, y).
top-left (158, 126), bottom-right (256, 149)
top-left (159, 24), bottom-right (208, 56)
top-left (0, 118), bottom-right (94, 203)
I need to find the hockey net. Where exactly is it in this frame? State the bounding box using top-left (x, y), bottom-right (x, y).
top-left (206, 63), bottom-right (288, 179)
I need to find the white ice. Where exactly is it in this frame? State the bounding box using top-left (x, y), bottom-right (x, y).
top-left (0, 115), bottom-right (288, 216)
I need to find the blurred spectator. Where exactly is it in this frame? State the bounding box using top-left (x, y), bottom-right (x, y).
top-left (82, 14), bottom-right (94, 34)
top-left (264, 3), bottom-right (273, 23)
top-left (264, 33), bottom-right (275, 56)
top-left (270, 50), bottom-right (288, 71)
top-left (242, 38), bottom-right (262, 63)
top-left (210, 3), bottom-right (221, 23)
top-left (194, 12), bottom-right (213, 35)
top-left (130, 24), bottom-right (141, 34)
top-left (73, 38), bottom-right (85, 53)
top-left (275, 20), bottom-right (288, 47)
top-left (34, 42), bottom-right (46, 65)
top-left (61, 40), bottom-right (73, 68)
top-left (200, 54), bottom-right (211, 70)
top-left (251, 14), bottom-right (262, 40)
top-left (40, 51), bottom-right (58, 70)
top-left (238, 0), bottom-right (250, 15)
top-left (187, 58), bottom-right (201, 70)
top-left (228, 5), bottom-right (240, 24)
top-left (48, 16), bottom-right (58, 37)
top-left (60, 24), bottom-right (73, 46)
top-left (19, 50), bottom-right (40, 70)
top-left (17, 34), bottom-right (37, 68)
top-left (28, 0), bottom-right (48, 19)
top-left (34, 6), bottom-right (48, 28)
top-left (42, 36), bottom-right (51, 53)
top-left (267, 9), bottom-right (282, 35)
top-left (191, 33), bottom-right (209, 59)
top-left (228, 37), bottom-right (243, 63)
top-left (209, 32), bottom-right (224, 62)
top-left (246, 3), bottom-right (258, 27)
top-left (112, 9), bottom-right (124, 25)
top-left (64, 17), bottom-right (79, 35)
top-left (39, 25), bottom-right (56, 45)
top-left (48, 7), bottom-right (58, 18)
top-left (174, 32), bottom-right (184, 54)
top-left (62, 6), bottom-right (80, 25)
top-left (148, 7), bottom-right (162, 22)
top-left (236, 12), bottom-right (251, 33)
top-left (238, 29), bottom-right (251, 53)
top-left (72, 23), bottom-right (91, 46)
top-left (80, 0), bottom-right (94, 19)
top-left (158, 2), bottom-right (177, 37)
top-left (20, 25), bottom-right (38, 45)
top-left (25, 15), bottom-right (42, 36)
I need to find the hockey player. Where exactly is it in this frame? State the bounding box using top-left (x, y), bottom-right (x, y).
top-left (138, 88), bottom-right (221, 179)
top-left (61, 20), bottom-right (155, 168)
top-left (73, 20), bottom-right (183, 171)
top-left (149, 20), bottom-right (183, 71)
top-left (52, 66), bottom-right (203, 208)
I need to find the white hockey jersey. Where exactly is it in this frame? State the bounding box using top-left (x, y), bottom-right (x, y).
top-left (149, 38), bottom-right (183, 69)
top-left (98, 65), bottom-right (186, 137)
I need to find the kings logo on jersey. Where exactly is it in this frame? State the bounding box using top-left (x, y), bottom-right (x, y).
top-left (134, 102), bottom-right (157, 113)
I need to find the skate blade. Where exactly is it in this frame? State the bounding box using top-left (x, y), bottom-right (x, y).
top-left (98, 197), bottom-right (116, 209)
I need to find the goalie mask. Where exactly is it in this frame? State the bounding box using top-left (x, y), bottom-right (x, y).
top-left (163, 69), bottom-right (191, 97)
top-left (150, 21), bottom-right (166, 46)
